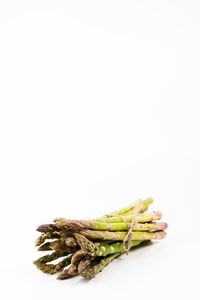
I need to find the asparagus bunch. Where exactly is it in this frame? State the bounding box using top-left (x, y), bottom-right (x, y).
top-left (34, 198), bottom-right (167, 279)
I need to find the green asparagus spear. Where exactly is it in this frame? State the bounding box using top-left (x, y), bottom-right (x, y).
top-left (35, 232), bottom-right (60, 246)
top-left (75, 233), bottom-right (143, 256)
top-left (94, 211), bottom-right (162, 223)
top-left (79, 229), bottom-right (166, 241)
top-left (59, 220), bottom-right (167, 231)
top-left (80, 253), bottom-right (120, 279)
top-left (122, 197), bottom-right (153, 215)
top-left (33, 252), bottom-right (71, 274)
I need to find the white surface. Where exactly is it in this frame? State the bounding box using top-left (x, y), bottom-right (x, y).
top-left (0, 1), bottom-right (200, 299)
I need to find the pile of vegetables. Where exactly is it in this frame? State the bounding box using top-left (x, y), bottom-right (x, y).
top-left (34, 198), bottom-right (167, 279)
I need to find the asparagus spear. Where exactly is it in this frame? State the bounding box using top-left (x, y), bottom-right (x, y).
top-left (94, 211), bottom-right (162, 223)
top-left (54, 211), bottom-right (162, 231)
top-left (59, 220), bottom-right (167, 231)
top-left (79, 229), bottom-right (166, 241)
top-left (57, 264), bottom-right (78, 279)
top-left (68, 264), bottom-right (78, 275)
top-left (104, 199), bottom-right (143, 216)
top-left (37, 240), bottom-right (77, 252)
top-left (122, 197), bottom-right (153, 215)
top-left (80, 253), bottom-right (120, 279)
top-left (78, 256), bottom-right (94, 273)
top-left (33, 252), bottom-right (72, 274)
top-left (75, 233), bottom-right (143, 256)
top-left (70, 241), bottom-right (112, 264)
top-left (33, 251), bottom-right (67, 264)
top-left (35, 232), bottom-right (60, 246)
top-left (37, 224), bottom-right (59, 233)
top-left (71, 249), bottom-right (87, 265)
top-left (57, 270), bottom-right (72, 279)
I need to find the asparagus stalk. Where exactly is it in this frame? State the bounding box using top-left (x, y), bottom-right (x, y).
top-left (35, 232), bottom-right (60, 246)
top-left (103, 199), bottom-right (143, 216)
top-left (57, 264), bottom-right (78, 279)
top-left (57, 269), bottom-right (72, 280)
top-left (55, 256), bottom-right (72, 271)
top-left (68, 264), bottom-right (78, 275)
top-left (54, 211), bottom-right (162, 232)
top-left (94, 211), bottom-right (162, 223)
top-left (75, 233), bottom-right (143, 256)
top-left (34, 262), bottom-right (58, 274)
top-left (79, 229), bottom-right (166, 241)
top-left (37, 242), bottom-right (53, 251)
top-left (37, 240), bottom-right (77, 252)
top-left (80, 253), bottom-right (120, 279)
top-left (33, 252), bottom-right (72, 274)
top-left (37, 224), bottom-right (59, 233)
top-left (59, 220), bottom-right (167, 231)
top-left (78, 256), bottom-right (94, 273)
top-left (55, 211), bottom-right (162, 231)
top-left (122, 197), bottom-right (153, 215)
top-left (70, 241), bottom-right (112, 264)
top-left (71, 249), bottom-right (87, 265)
top-left (33, 251), bottom-right (67, 264)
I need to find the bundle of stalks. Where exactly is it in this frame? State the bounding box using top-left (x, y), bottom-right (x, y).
top-left (34, 198), bottom-right (167, 279)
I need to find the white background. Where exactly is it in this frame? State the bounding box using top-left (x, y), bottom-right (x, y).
top-left (0, 1), bottom-right (200, 299)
